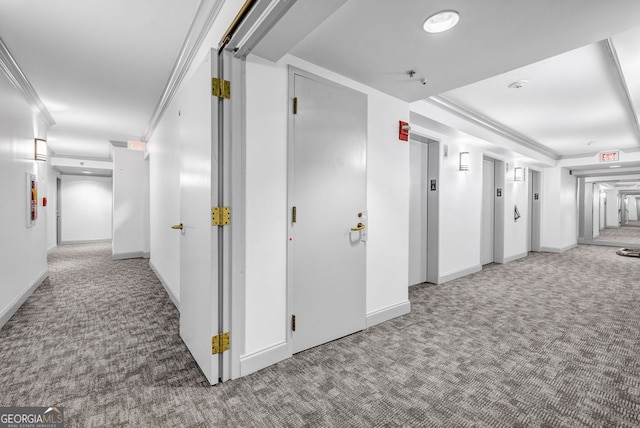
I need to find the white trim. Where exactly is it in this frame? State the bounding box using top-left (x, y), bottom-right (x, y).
top-left (427, 96), bottom-right (558, 161)
top-left (540, 243), bottom-right (578, 253)
top-left (142, 0), bottom-right (225, 142)
top-left (112, 251), bottom-right (145, 260)
top-left (47, 245), bottom-right (57, 254)
top-left (240, 341), bottom-right (290, 377)
top-left (0, 270), bottom-right (48, 330)
top-left (366, 300), bottom-right (411, 328)
top-left (60, 239), bottom-right (112, 245)
top-left (142, 251), bottom-right (150, 259)
top-left (149, 260), bottom-right (180, 310)
top-left (502, 252), bottom-right (528, 264)
top-left (438, 264), bottom-right (482, 284)
top-left (0, 37), bottom-right (55, 127)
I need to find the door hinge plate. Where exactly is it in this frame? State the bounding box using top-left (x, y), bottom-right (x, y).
top-left (293, 97), bottom-right (298, 114)
top-left (212, 78), bottom-right (231, 99)
top-left (212, 207), bottom-right (231, 226)
top-left (212, 332), bottom-right (230, 355)
top-left (292, 314), bottom-right (296, 332)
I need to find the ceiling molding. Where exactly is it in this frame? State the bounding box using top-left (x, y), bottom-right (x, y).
top-left (142, 0), bottom-right (226, 142)
top-left (0, 36), bottom-right (55, 128)
top-left (604, 38), bottom-right (640, 144)
top-left (427, 95), bottom-right (560, 160)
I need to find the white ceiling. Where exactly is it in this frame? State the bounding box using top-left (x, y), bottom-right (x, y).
top-left (2, 0), bottom-right (640, 188)
top-left (0, 0), bottom-right (200, 159)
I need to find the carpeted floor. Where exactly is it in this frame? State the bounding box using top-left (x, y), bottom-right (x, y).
top-left (594, 226), bottom-right (640, 246)
top-left (1, 243), bottom-right (640, 427)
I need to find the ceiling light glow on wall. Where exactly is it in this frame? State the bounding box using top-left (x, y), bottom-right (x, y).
top-left (514, 167), bottom-right (525, 181)
top-left (34, 138), bottom-right (47, 162)
top-left (423, 10), bottom-right (460, 33)
top-left (459, 152), bottom-right (470, 171)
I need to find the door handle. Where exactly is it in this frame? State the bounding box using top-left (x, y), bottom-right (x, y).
top-left (171, 223), bottom-right (183, 230)
top-left (350, 222), bottom-right (366, 231)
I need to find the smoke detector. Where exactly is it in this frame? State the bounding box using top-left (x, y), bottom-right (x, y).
top-left (508, 80), bottom-right (529, 89)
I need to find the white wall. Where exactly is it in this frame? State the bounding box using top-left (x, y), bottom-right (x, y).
top-left (0, 73), bottom-right (49, 328)
top-left (242, 53), bottom-right (410, 365)
top-left (502, 165), bottom-right (529, 261)
top-left (112, 147), bottom-right (150, 259)
top-left (438, 139), bottom-right (483, 280)
top-left (605, 189), bottom-right (619, 227)
top-left (628, 196), bottom-right (638, 221)
top-left (60, 175), bottom-right (112, 242)
top-left (540, 166), bottom-right (577, 251)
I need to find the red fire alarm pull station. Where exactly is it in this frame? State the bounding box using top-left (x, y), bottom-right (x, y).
top-left (43, 197), bottom-right (47, 207)
top-left (399, 121), bottom-right (409, 141)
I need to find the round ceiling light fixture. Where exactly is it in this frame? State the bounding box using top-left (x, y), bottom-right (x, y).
top-left (423, 10), bottom-right (460, 33)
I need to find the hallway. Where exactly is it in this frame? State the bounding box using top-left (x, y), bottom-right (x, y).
top-left (1, 244), bottom-right (639, 426)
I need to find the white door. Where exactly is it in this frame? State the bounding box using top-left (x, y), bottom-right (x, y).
top-left (409, 139), bottom-right (428, 285)
top-left (481, 159), bottom-right (495, 265)
top-left (289, 72), bottom-right (367, 354)
top-left (178, 52), bottom-right (219, 385)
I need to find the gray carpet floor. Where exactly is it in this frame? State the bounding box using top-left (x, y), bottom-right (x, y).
top-left (595, 226), bottom-right (640, 245)
top-left (1, 243), bottom-right (640, 427)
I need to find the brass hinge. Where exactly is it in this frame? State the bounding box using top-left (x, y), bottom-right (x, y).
top-left (292, 206), bottom-right (297, 223)
top-left (212, 332), bottom-right (230, 355)
top-left (291, 314), bottom-right (296, 332)
top-left (293, 97), bottom-right (298, 114)
top-left (212, 207), bottom-right (231, 226)
top-left (212, 78), bottom-right (231, 99)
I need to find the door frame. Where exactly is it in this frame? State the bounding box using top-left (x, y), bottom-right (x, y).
top-left (286, 66), bottom-right (368, 354)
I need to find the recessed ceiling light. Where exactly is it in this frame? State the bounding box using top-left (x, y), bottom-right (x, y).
top-left (423, 10), bottom-right (460, 33)
top-left (609, 165), bottom-right (622, 168)
top-left (82, 170), bottom-right (92, 174)
top-left (508, 80), bottom-right (529, 89)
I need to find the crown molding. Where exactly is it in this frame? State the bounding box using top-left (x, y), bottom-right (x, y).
top-left (604, 38), bottom-right (640, 144)
top-left (142, 0), bottom-right (226, 142)
top-left (426, 95), bottom-right (559, 161)
top-left (0, 37), bottom-right (55, 128)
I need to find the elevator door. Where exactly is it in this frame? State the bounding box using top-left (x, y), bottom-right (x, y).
top-left (481, 159), bottom-right (495, 265)
top-left (409, 139), bottom-right (428, 285)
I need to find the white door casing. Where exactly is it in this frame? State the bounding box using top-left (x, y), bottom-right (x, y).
top-left (289, 70), bottom-right (367, 354)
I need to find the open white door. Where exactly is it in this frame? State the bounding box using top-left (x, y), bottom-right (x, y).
top-left (178, 50), bottom-right (219, 385)
top-left (289, 70), bottom-right (367, 354)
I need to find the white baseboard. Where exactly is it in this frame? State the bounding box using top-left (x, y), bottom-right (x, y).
top-left (60, 239), bottom-right (111, 245)
top-left (142, 251), bottom-right (150, 259)
top-left (366, 300), bottom-right (411, 328)
top-left (540, 243), bottom-right (578, 253)
top-left (0, 270), bottom-right (48, 330)
top-left (47, 245), bottom-right (57, 254)
top-left (503, 252), bottom-right (528, 264)
top-left (149, 260), bottom-right (180, 310)
top-left (112, 251), bottom-right (145, 260)
top-left (240, 341), bottom-right (289, 377)
top-left (438, 264), bottom-right (482, 284)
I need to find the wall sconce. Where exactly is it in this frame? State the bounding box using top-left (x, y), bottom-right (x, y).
top-left (459, 152), bottom-right (470, 171)
top-left (514, 167), bottom-right (524, 181)
top-left (34, 138), bottom-right (47, 162)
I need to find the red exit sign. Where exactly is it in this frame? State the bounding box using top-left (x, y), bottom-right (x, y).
top-left (600, 151), bottom-right (619, 162)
